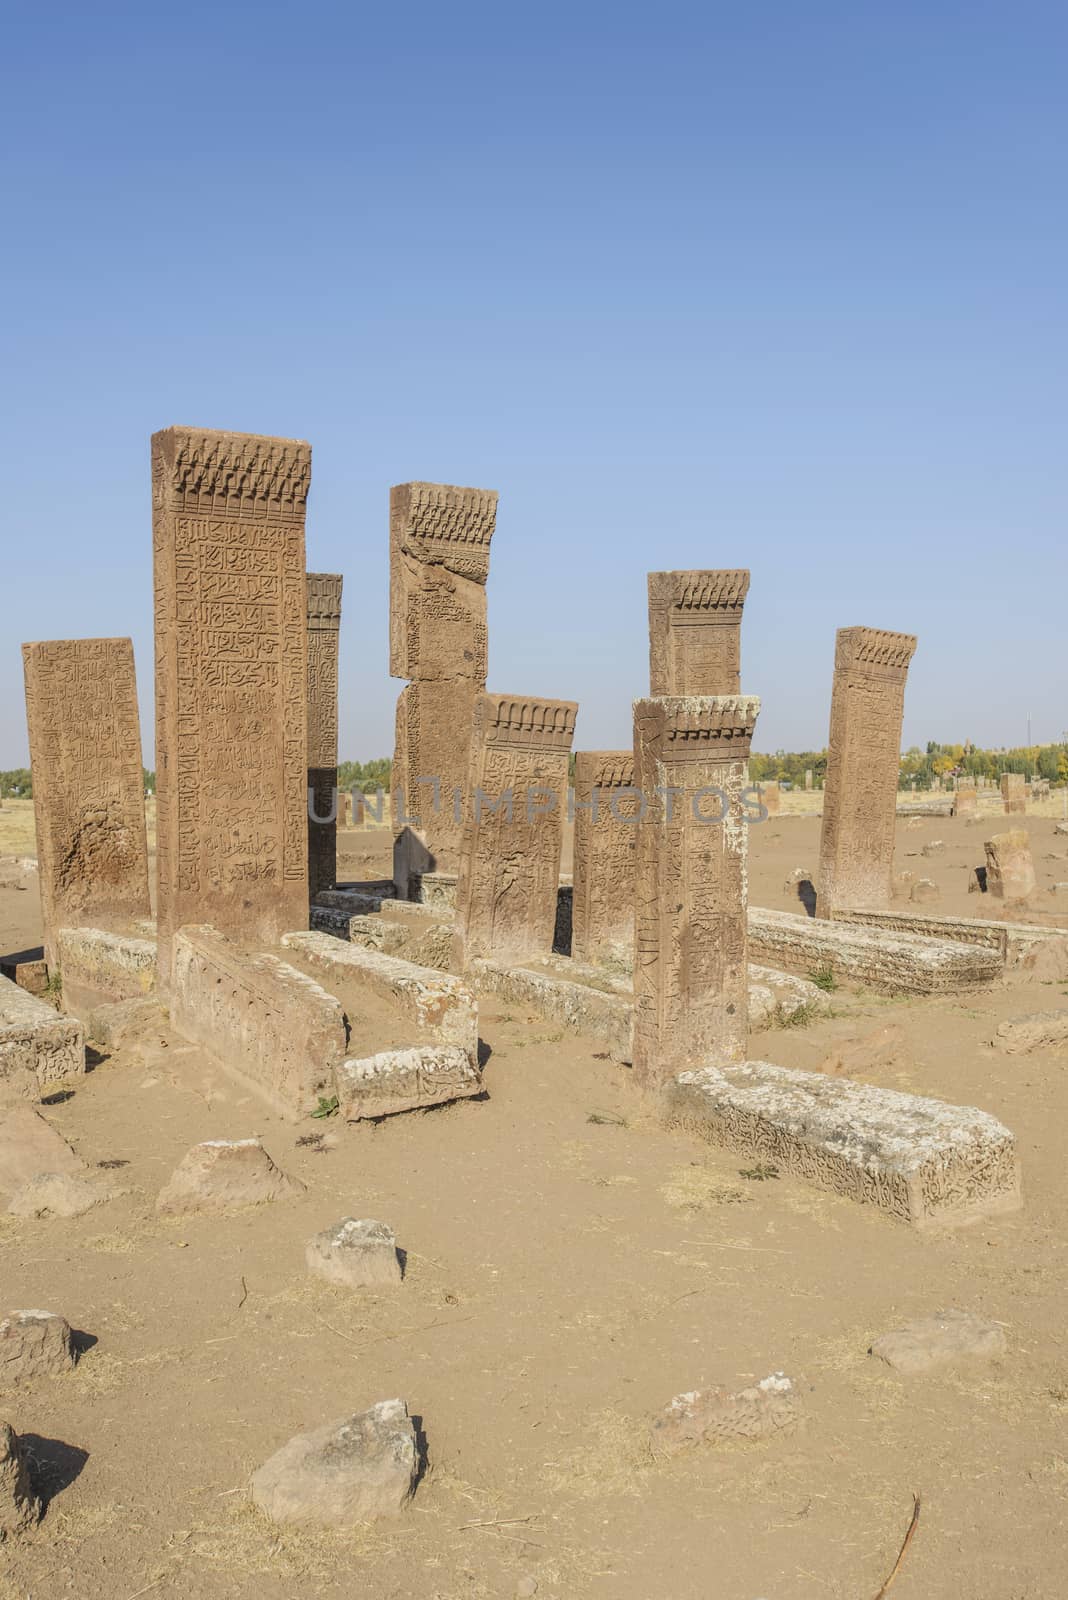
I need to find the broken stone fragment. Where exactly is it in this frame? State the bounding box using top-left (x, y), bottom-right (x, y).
top-left (910, 878), bottom-right (940, 904)
top-left (0, 1310), bottom-right (77, 1385)
top-left (0, 1421), bottom-right (40, 1540)
top-left (251, 1399), bottom-right (418, 1526)
top-left (0, 1104), bottom-right (83, 1197)
top-left (156, 1138), bottom-right (304, 1216)
top-left (8, 1172), bottom-right (112, 1220)
top-left (869, 1309), bottom-right (1006, 1375)
top-left (984, 830), bottom-right (1036, 902)
top-left (921, 840), bottom-right (946, 857)
top-left (305, 1219), bottom-right (402, 1288)
top-left (1020, 938), bottom-right (1068, 984)
top-left (651, 1373), bottom-right (799, 1454)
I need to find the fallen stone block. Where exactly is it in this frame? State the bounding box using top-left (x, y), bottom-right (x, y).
top-left (831, 907), bottom-right (1065, 969)
top-left (911, 878), bottom-right (940, 904)
top-left (54, 926), bottom-right (157, 1015)
top-left (869, 1309), bottom-right (1006, 1374)
top-left (748, 966), bottom-right (832, 1028)
top-left (0, 1311), bottom-right (76, 1385)
top-left (0, 949), bottom-right (48, 999)
top-left (0, 1421), bottom-right (40, 1540)
top-left (470, 955), bottom-right (633, 1061)
top-left (818, 1023), bottom-right (907, 1077)
top-left (993, 1011), bottom-right (1068, 1055)
top-left (666, 1060), bottom-right (1021, 1228)
top-left (0, 975), bottom-right (84, 1099)
top-left (8, 1172), bottom-right (115, 1220)
top-left (407, 871), bottom-right (459, 909)
top-left (85, 996), bottom-right (162, 1051)
top-left (305, 1219), bottom-right (401, 1288)
top-left (652, 1373), bottom-right (799, 1454)
top-left (281, 932), bottom-right (477, 1060)
top-left (156, 1138), bottom-right (303, 1216)
top-left (314, 888), bottom-right (389, 915)
top-left (338, 1045), bottom-right (481, 1120)
top-left (251, 1399), bottom-right (418, 1527)
top-left (172, 928), bottom-right (346, 1121)
top-left (748, 908), bottom-right (1000, 995)
top-left (0, 1106), bottom-right (83, 1196)
top-left (1021, 938), bottom-right (1068, 983)
top-left (921, 841), bottom-right (946, 857)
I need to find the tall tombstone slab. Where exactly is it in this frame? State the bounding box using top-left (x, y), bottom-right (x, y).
top-left (306, 573), bottom-right (343, 898)
top-left (152, 426), bottom-right (310, 981)
top-left (571, 751), bottom-right (639, 966)
top-left (953, 784), bottom-right (977, 818)
top-left (390, 481), bottom-right (498, 893)
top-left (1001, 773), bottom-right (1026, 815)
top-left (648, 570), bottom-right (750, 696)
top-left (816, 627), bottom-right (917, 919)
top-left (632, 695), bottom-right (760, 1093)
top-left (22, 638), bottom-right (150, 968)
top-left (453, 695), bottom-right (577, 969)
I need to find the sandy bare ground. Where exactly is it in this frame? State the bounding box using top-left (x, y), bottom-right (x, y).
top-left (1, 804), bottom-right (1067, 1598)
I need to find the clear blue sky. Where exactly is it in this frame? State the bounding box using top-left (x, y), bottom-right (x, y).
top-left (2, 0), bottom-right (1065, 767)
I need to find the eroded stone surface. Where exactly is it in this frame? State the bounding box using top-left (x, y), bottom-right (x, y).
top-left (452, 695), bottom-right (577, 969)
top-left (390, 482), bottom-right (498, 891)
top-left (21, 637), bottom-right (150, 969)
top-left (281, 931), bottom-right (477, 1059)
top-left (251, 1399), bottom-right (417, 1526)
top-left (667, 1059), bottom-right (1020, 1228)
top-left (305, 1219), bottom-right (401, 1288)
top-left (86, 996), bottom-right (162, 1051)
top-left (338, 1045), bottom-right (481, 1120)
top-left (173, 928), bottom-right (346, 1121)
top-left (55, 926), bottom-right (157, 1015)
top-left (0, 975), bottom-right (83, 1097)
top-left (152, 427), bottom-right (311, 982)
top-left (870, 1309), bottom-right (1006, 1374)
top-left (984, 830), bottom-right (1036, 903)
top-left (571, 752), bottom-right (638, 967)
top-left (0, 1421), bottom-right (40, 1539)
top-left (156, 1138), bottom-right (303, 1216)
top-left (647, 570), bottom-right (749, 696)
top-left (817, 628), bottom-right (917, 917)
top-left (748, 908), bottom-right (999, 995)
top-left (632, 695), bottom-right (760, 1091)
top-left (0, 1311), bottom-right (76, 1385)
top-left (652, 1373), bottom-right (799, 1454)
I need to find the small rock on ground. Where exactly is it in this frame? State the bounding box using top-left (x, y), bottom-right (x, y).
top-left (993, 1011), bottom-right (1068, 1055)
top-left (0, 1421), bottom-right (40, 1540)
top-left (305, 1219), bottom-right (402, 1288)
top-left (0, 1311), bottom-right (76, 1385)
top-left (251, 1399), bottom-right (418, 1526)
top-left (652, 1373), bottom-right (799, 1454)
top-left (156, 1138), bottom-right (303, 1216)
top-left (910, 877), bottom-right (940, 904)
top-left (869, 1309), bottom-right (1006, 1375)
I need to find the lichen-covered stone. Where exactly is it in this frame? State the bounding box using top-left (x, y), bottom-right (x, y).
top-left (305, 1219), bottom-right (401, 1287)
top-left (338, 1046), bottom-right (480, 1120)
top-left (666, 1059), bottom-right (1020, 1228)
top-left (251, 1399), bottom-right (417, 1526)
top-left (747, 908), bottom-right (999, 995)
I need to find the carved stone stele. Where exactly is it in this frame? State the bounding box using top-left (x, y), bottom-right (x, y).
top-left (389, 482), bottom-right (498, 890)
top-left (306, 573), bottom-right (343, 898)
top-left (452, 695), bottom-right (577, 969)
top-left (22, 637), bottom-right (150, 969)
top-left (152, 426), bottom-right (311, 982)
top-left (648, 570), bottom-right (749, 696)
top-left (632, 694), bottom-right (760, 1092)
top-left (817, 627), bottom-right (917, 919)
top-left (571, 751), bottom-right (637, 966)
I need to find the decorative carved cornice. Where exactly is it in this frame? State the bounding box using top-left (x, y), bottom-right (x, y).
top-left (836, 627), bottom-right (917, 673)
top-left (306, 573), bottom-right (343, 627)
top-left (649, 570), bottom-right (750, 614)
top-left (153, 427), bottom-right (311, 512)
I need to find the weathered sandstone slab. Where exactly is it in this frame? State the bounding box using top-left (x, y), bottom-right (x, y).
top-left (305, 1219), bottom-right (402, 1287)
top-left (337, 1045), bottom-right (480, 1120)
top-left (157, 1138), bottom-right (303, 1215)
top-left (870, 1309), bottom-right (1006, 1374)
top-left (252, 1399), bottom-right (417, 1527)
top-left (993, 1011), bottom-right (1068, 1054)
top-left (666, 1059), bottom-right (1020, 1228)
top-left (54, 926), bottom-right (157, 1016)
top-left (0, 1311), bottom-right (76, 1385)
top-left (0, 976), bottom-right (83, 1098)
top-left (747, 908), bottom-right (1000, 994)
top-left (172, 928), bottom-right (346, 1120)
